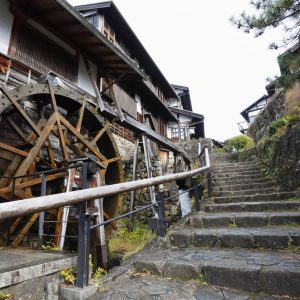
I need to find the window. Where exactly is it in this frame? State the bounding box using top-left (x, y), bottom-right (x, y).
top-left (171, 126), bottom-right (186, 140)
top-left (103, 19), bottom-right (115, 43)
top-left (87, 15), bottom-right (98, 28)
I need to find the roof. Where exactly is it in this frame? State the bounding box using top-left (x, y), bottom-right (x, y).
top-left (9, 0), bottom-right (146, 80)
top-left (75, 1), bottom-right (180, 100)
top-left (169, 107), bottom-right (204, 120)
top-left (171, 84), bottom-right (192, 111)
top-left (240, 95), bottom-right (268, 122)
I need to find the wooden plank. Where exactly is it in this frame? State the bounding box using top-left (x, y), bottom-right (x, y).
top-left (109, 84), bottom-right (125, 122)
top-left (102, 156), bottom-right (121, 166)
top-left (48, 81), bottom-right (69, 161)
top-left (60, 115), bottom-right (107, 161)
top-left (6, 116), bottom-right (27, 141)
top-left (0, 141), bottom-right (28, 157)
top-left (0, 87), bottom-right (40, 136)
top-left (0, 156), bottom-right (22, 188)
top-left (76, 96), bottom-right (86, 132)
top-left (83, 57), bottom-right (105, 112)
top-left (14, 113), bottom-right (56, 179)
top-left (46, 138), bottom-right (57, 168)
top-left (0, 172), bottom-right (66, 194)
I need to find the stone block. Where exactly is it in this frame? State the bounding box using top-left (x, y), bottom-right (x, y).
top-left (194, 233), bottom-right (217, 248)
top-left (169, 232), bottom-right (192, 248)
top-left (60, 284), bottom-right (97, 300)
top-left (162, 260), bottom-right (201, 279)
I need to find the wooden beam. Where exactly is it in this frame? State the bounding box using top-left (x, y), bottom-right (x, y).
top-left (76, 96), bottom-right (86, 132)
top-left (6, 116), bottom-right (27, 141)
top-left (14, 113), bottom-right (56, 178)
top-left (0, 156), bottom-right (22, 188)
top-left (0, 141), bottom-right (28, 157)
top-left (60, 115), bottom-right (107, 161)
top-left (0, 172), bottom-right (66, 194)
top-left (0, 87), bottom-right (40, 136)
top-left (83, 57), bottom-right (105, 112)
top-left (46, 138), bottom-right (57, 168)
top-left (48, 81), bottom-right (69, 160)
top-left (109, 84), bottom-right (125, 122)
top-left (102, 157), bottom-right (121, 166)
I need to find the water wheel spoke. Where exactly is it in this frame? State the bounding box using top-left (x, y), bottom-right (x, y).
top-left (48, 81), bottom-right (69, 160)
top-left (91, 122), bottom-right (111, 145)
top-left (14, 113), bottom-right (56, 179)
top-left (6, 116), bottom-right (27, 141)
top-left (60, 114), bottom-right (107, 161)
top-left (0, 142), bottom-right (28, 157)
top-left (76, 96), bottom-right (86, 132)
top-left (0, 172), bottom-right (66, 194)
top-left (0, 86), bottom-right (40, 136)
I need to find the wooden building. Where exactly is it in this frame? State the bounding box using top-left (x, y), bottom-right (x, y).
top-left (0, 0), bottom-right (200, 249)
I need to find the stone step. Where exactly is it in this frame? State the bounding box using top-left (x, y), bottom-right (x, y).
top-left (169, 227), bottom-right (300, 250)
top-left (212, 167), bottom-right (260, 174)
top-left (214, 177), bottom-right (273, 186)
top-left (213, 181), bottom-right (274, 192)
top-left (134, 248), bottom-right (300, 296)
top-left (188, 211), bottom-right (300, 228)
top-left (213, 187), bottom-right (277, 197)
top-left (213, 171), bottom-right (264, 178)
top-left (205, 200), bottom-right (300, 213)
top-left (211, 161), bottom-right (255, 167)
top-left (213, 191), bottom-right (296, 203)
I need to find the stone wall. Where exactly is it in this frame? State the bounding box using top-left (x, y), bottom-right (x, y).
top-left (123, 155), bottom-right (181, 224)
top-left (239, 123), bottom-right (300, 191)
top-left (248, 90), bottom-right (286, 142)
top-left (112, 133), bottom-right (135, 161)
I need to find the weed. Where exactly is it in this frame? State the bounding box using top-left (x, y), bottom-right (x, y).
top-left (41, 241), bottom-right (59, 251)
top-left (60, 268), bottom-right (76, 285)
top-left (108, 221), bottom-right (155, 260)
top-left (0, 292), bottom-right (12, 300)
top-left (192, 273), bottom-right (207, 286)
top-left (228, 223), bottom-right (237, 228)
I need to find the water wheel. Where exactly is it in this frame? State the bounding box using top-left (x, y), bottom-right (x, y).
top-left (0, 82), bottom-right (122, 247)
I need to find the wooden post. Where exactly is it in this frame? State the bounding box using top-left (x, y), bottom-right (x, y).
top-left (129, 138), bottom-right (139, 225)
top-left (173, 153), bottom-right (177, 173)
top-left (142, 135), bottom-right (157, 213)
top-left (109, 84), bottom-right (125, 122)
top-left (83, 57), bottom-right (105, 112)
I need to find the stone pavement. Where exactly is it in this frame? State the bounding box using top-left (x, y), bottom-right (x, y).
top-left (90, 153), bottom-right (300, 299)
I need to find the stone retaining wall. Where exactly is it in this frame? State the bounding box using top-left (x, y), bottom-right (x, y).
top-left (248, 90), bottom-right (286, 142)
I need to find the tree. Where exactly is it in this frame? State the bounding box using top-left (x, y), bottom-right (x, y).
top-left (230, 0), bottom-right (300, 49)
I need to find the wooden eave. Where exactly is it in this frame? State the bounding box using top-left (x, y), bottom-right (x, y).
top-left (9, 0), bottom-right (146, 80)
top-left (169, 107), bottom-right (204, 120)
top-left (75, 1), bottom-right (180, 100)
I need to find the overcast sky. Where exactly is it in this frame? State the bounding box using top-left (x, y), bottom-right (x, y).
top-left (69, 0), bottom-right (285, 141)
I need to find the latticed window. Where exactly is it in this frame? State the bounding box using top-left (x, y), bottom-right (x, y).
top-left (103, 19), bottom-right (115, 43)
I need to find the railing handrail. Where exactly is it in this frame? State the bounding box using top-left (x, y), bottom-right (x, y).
top-left (0, 148), bottom-right (211, 220)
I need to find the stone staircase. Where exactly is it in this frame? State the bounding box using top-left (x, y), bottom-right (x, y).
top-left (132, 153), bottom-right (300, 297)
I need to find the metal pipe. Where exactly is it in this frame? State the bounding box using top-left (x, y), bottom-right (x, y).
top-left (0, 164), bottom-right (210, 220)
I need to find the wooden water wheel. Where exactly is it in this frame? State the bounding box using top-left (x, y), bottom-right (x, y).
top-left (0, 82), bottom-right (122, 247)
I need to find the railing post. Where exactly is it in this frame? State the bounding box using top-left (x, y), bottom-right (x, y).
top-left (76, 163), bottom-right (90, 288)
top-left (207, 171), bottom-right (213, 198)
top-left (157, 192), bottom-right (166, 237)
top-left (38, 173), bottom-right (47, 248)
top-left (192, 178), bottom-right (200, 212)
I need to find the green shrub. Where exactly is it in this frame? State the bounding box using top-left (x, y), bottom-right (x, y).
top-left (224, 135), bottom-right (254, 152)
top-left (267, 115), bottom-right (300, 138)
